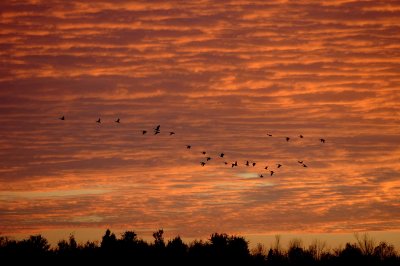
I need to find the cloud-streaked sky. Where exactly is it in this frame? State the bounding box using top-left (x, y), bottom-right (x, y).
top-left (1, 0), bottom-right (400, 245)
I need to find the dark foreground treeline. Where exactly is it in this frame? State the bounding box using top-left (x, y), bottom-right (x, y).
top-left (1, 230), bottom-right (399, 266)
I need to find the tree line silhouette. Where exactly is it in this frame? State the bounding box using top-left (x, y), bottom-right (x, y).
top-left (0, 230), bottom-right (398, 265)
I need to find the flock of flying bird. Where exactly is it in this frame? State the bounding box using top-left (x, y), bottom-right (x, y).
top-left (58, 115), bottom-right (326, 178)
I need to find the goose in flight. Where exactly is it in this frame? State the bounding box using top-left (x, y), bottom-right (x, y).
top-left (320, 138), bottom-right (325, 143)
top-left (299, 135), bottom-right (303, 138)
top-left (245, 161), bottom-right (250, 166)
top-left (154, 125), bottom-right (161, 135)
top-left (200, 162), bottom-right (206, 166)
top-left (115, 118), bottom-right (120, 123)
top-left (231, 161), bottom-right (238, 168)
top-left (59, 116), bottom-right (65, 121)
top-left (186, 145), bottom-right (191, 149)
top-left (206, 157), bottom-right (211, 161)
top-left (259, 174), bottom-right (264, 178)
top-left (298, 161), bottom-right (303, 164)
top-left (264, 166), bottom-right (268, 170)
top-left (169, 132), bottom-right (175, 135)
top-left (302, 164), bottom-right (308, 168)
top-left (96, 118), bottom-right (101, 123)
top-left (286, 137), bottom-right (290, 142)
top-left (270, 171), bottom-right (275, 176)
top-left (252, 162), bottom-right (256, 167)
top-left (224, 162), bottom-right (228, 165)
top-left (202, 151), bottom-right (207, 155)
top-left (220, 153), bottom-right (224, 158)
top-left (276, 164), bottom-right (282, 168)
top-left (142, 130), bottom-right (147, 135)
top-left (267, 133), bottom-right (272, 137)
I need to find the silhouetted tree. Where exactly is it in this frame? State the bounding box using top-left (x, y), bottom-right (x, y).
top-left (153, 229), bottom-right (165, 248)
top-left (339, 243), bottom-right (364, 266)
top-left (308, 239), bottom-right (327, 261)
top-left (251, 242), bottom-right (267, 264)
top-left (57, 234), bottom-right (77, 254)
top-left (167, 236), bottom-right (187, 255)
top-left (355, 232), bottom-right (375, 256)
top-left (101, 229), bottom-right (117, 251)
top-left (287, 238), bottom-right (313, 266)
top-left (166, 236), bottom-right (188, 264)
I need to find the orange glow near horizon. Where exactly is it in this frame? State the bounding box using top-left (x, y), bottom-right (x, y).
top-left (0, 0), bottom-right (400, 246)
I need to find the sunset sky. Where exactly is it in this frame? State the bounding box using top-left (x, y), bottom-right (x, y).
top-left (1, 0), bottom-right (400, 247)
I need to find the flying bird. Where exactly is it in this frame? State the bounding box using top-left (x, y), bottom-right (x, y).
top-left (186, 145), bottom-right (191, 149)
top-left (302, 164), bottom-right (308, 168)
top-left (96, 118), bottom-right (101, 123)
top-left (231, 161), bottom-right (238, 168)
top-left (270, 171), bottom-right (275, 176)
top-left (276, 164), bottom-right (282, 168)
top-left (252, 162), bottom-right (256, 167)
top-left (259, 174), bottom-right (264, 178)
top-left (320, 138), bottom-right (326, 143)
top-left (206, 157), bottom-right (211, 161)
top-left (59, 116), bottom-right (65, 121)
top-left (169, 132), bottom-right (175, 135)
top-left (298, 161), bottom-right (303, 164)
top-left (245, 161), bottom-right (250, 166)
top-left (115, 118), bottom-right (120, 123)
top-left (299, 135), bottom-right (303, 138)
top-left (142, 130), bottom-right (147, 135)
top-left (286, 137), bottom-right (290, 142)
top-left (202, 151), bottom-right (207, 155)
top-left (200, 162), bottom-right (206, 166)
top-left (220, 153), bottom-right (224, 158)
top-left (154, 125), bottom-right (161, 135)
top-left (267, 134), bottom-right (272, 137)
top-left (224, 162), bottom-right (228, 165)
top-left (264, 166), bottom-right (268, 170)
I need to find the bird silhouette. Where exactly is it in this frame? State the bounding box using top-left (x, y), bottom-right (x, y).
top-left (252, 162), bottom-right (256, 167)
top-left (224, 162), bottom-right (228, 165)
top-left (59, 116), bottom-right (65, 120)
top-left (154, 125), bottom-right (161, 135)
top-left (169, 132), bottom-right (175, 135)
top-left (276, 164), bottom-right (282, 168)
top-left (302, 163), bottom-right (308, 167)
top-left (267, 134), bottom-right (272, 137)
top-left (264, 166), bottom-right (268, 170)
top-left (186, 145), bottom-right (191, 149)
top-left (220, 153), bottom-right (224, 158)
top-left (299, 135), bottom-right (303, 138)
top-left (259, 174), bottom-right (264, 178)
top-left (286, 137), bottom-right (290, 142)
top-left (96, 118), bottom-right (101, 123)
top-left (270, 171), bottom-right (275, 176)
top-left (200, 162), bottom-right (206, 166)
top-left (142, 130), bottom-right (147, 135)
top-left (320, 138), bottom-right (325, 143)
top-left (245, 161), bottom-right (250, 166)
top-left (231, 161), bottom-right (238, 168)
top-left (298, 161), bottom-right (303, 164)
top-left (115, 118), bottom-right (120, 123)
top-left (202, 151), bottom-right (207, 155)
top-left (206, 157), bottom-right (211, 161)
